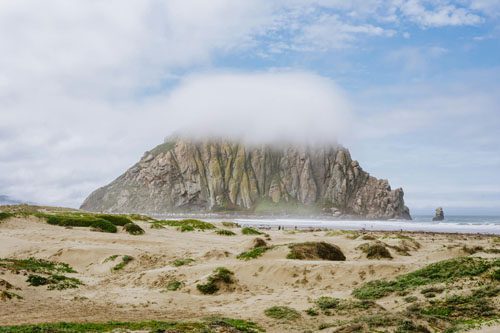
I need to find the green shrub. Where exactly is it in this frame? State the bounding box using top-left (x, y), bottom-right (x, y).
top-left (215, 229), bottom-right (236, 236)
top-left (316, 296), bottom-right (340, 310)
top-left (112, 255), bottom-right (133, 271)
top-left (492, 268), bottom-right (500, 281)
top-left (196, 267), bottom-right (234, 295)
top-left (404, 296), bottom-right (418, 303)
top-left (123, 223), bottom-right (145, 235)
top-left (0, 257), bottom-right (76, 274)
top-left (97, 214), bottom-right (132, 226)
top-left (264, 306), bottom-right (301, 320)
top-left (353, 257), bottom-right (498, 300)
top-left (27, 274), bottom-right (49, 286)
top-left (0, 212), bottom-right (14, 221)
top-left (171, 258), bottom-right (194, 267)
top-left (45, 215), bottom-right (117, 233)
top-left (396, 320), bottom-right (430, 333)
top-left (90, 220), bottom-right (117, 233)
top-left (128, 214), bottom-right (155, 222)
top-left (153, 219), bottom-right (215, 232)
top-left (241, 227), bottom-right (263, 235)
top-left (358, 243), bottom-right (392, 259)
top-left (27, 274), bottom-right (82, 290)
top-left (287, 242), bottom-right (346, 261)
top-left (166, 280), bottom-right (183, 291)
top-left (305, 307), bottom-right (319, 316)
top-left (237, 246), bottom-right (268, 260)
top-left (0, 318), bottom-right (263, 333)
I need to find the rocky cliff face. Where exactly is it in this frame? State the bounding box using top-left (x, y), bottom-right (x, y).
top-left (81, 138), bottom-right (411, 220)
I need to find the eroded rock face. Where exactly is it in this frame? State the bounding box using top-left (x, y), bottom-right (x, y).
top-left (81, 138), bottom-right (411, 220)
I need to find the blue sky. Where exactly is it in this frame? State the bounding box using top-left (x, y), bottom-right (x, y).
top-left (0, 1), bottom-right (499, 215)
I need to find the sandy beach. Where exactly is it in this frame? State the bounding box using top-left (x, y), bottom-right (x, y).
top-left (0, 209), bottom-right (499, 332)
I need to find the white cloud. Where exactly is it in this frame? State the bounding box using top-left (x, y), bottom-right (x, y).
top-left (160, 71), bottom-right (351, 144)
top-left (385, 46), bottom-right (448, 72)
top-left (399, 0), bottom-right (483, 27)
top-left (0, 0), bottom-right (497, 210)
top-left (292, 14), bottom-right (395, 51)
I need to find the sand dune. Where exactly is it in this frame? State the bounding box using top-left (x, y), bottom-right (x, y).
top-left (0, 214), bottom-right (498, 332)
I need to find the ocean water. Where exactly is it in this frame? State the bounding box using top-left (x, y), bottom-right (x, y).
top-left (234, 215), bottom-right (500, 235)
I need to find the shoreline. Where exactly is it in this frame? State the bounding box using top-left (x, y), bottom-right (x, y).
top-left (233, 218), bottom-right (500, 235)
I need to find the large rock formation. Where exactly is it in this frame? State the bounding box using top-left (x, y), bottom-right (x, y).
top-left (81, 138), bottom-right (411, 220)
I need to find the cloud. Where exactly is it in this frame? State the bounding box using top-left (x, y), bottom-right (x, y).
top-left (385, 46), bottom-right (448, 72)
top-left (161, 71), bottom-right (351, 144)
top-left (292, 14), bottom-right (395, 51)
top-left (0, 0), bottom-right (498, 211)
top-left (399, 0), bottom-right (483, 27)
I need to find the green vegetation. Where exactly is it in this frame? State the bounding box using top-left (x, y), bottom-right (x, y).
top-left (353, 257), bottom-right (499, 300)
top-left (0, 318), bottom-right (263, 333)
top-left (316, 296), bottom-right (340, 310)
top-left (0, 258), bottom-right (81, 291)
top-left (313, 296), bottom-right (374, 314)
top-left (149, 140), bottom-right (176, 156)
top-left (103, 255), bottom-right (119, 263)
top-left (358, 242), bottom-right (393, 259)
top-left (417, 285), bottom-right (499, 331)
top-left (0, 291), bottom-right (22, 301)
top-left (171, 258), bottom-right (194, 267)
top-left (196, 267), bottom-right (234, 295)
top-left (151, 219), bottom-right (215, 232)
top-left (325, 229), bottom-right (360, 239)
top-left (166, 280), bottom-right (183, 291)
top-left (45, 215), bottom-right (117, 233)
top-left (287, 242), bottom-right (346, 261)
top-left (0, 212), bottom-right (14, 222)
top-left (123, 222), bottom-right (145, 235)
top-left (112, 255), bottom-right (133, 271)
top-left (404, 296), bottom-right (418, 303)
top-left (215, 229), bottom-right (236, 236)
top-left (128, 213), bottom-right (155, 221)
top-left (237, 246), bottom-right (269, 260)
top-left (264, 306), bottom-right (301, 320)
top-left (305, 307), bottom-right (319, 316)
top-left (221, 221), bottom-right (240, 228)
top-left (241, 227), bottom-right (263, 235)
top-left (27, 274), bottom-right (82, 290)
top-left (0, 258), bottom-right (76, 274)
top-left (96, 214), bottom-right (133, 226)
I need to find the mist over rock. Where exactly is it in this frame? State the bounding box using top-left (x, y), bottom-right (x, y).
top-left (81, 138), bottom-right (411, 220)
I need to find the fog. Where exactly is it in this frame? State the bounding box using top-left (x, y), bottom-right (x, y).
top-left (159, 71), bottom-right (352, 145)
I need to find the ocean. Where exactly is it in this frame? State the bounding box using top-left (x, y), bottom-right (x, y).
top-left (233, 215), bottom-right (500, 235)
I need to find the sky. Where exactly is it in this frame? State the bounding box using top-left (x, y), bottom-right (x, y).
top-left (0, 0), bottom-right (499, 215)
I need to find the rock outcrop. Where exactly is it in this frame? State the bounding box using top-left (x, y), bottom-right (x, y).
top-left (432, 207), bottom-right (444, 221)
top-left (81, 137), bottom-right (411, 220)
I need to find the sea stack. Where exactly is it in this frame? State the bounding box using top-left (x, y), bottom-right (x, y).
top-left (433, 207), bottom-right (445, 221)
top-left (81, 137), bottom-right (411, 220)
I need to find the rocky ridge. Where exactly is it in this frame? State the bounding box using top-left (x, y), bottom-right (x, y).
top-left (81, 138), bottom-right (411, 220)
